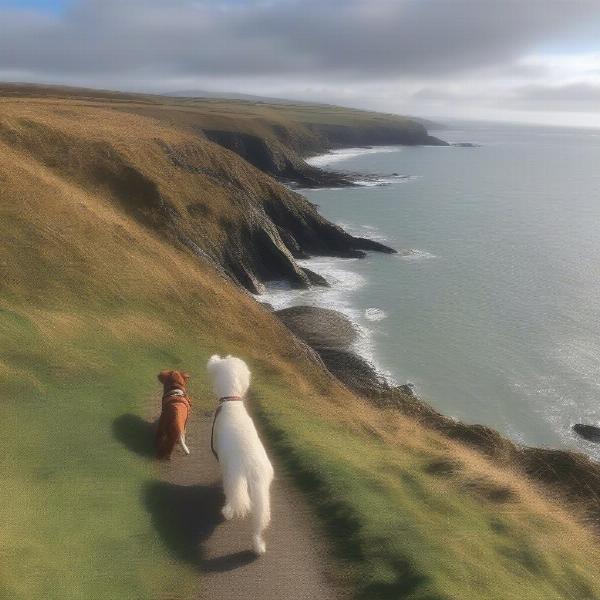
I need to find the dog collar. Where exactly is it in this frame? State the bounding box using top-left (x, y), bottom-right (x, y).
top-left (218, 396), bottom-right (243, 403)
top-left (163, 388), bottom-right (186, 401)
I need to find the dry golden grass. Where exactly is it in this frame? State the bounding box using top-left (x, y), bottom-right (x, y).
top-left (1, 92), bottom-right (600, 599)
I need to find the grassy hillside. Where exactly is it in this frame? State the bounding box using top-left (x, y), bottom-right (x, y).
top-left (0, 96), bottom-right (396, 295)
top-left (0, 83), bottom-right (446, 185)
top-left (0, 82), bottom-right (437, 139)
top-left (2, 92), bottom-right (600, 599)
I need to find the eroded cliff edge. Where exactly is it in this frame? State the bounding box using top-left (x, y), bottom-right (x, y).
top-left (276, 305), bottom-right (600, 529)
top-left (0, 99), bottom-right (395, 296)
top-left (203, 119), bottom-right (447, 187)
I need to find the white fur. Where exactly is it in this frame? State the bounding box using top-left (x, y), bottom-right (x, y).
top-left (206, 354), bottom-right (274, 555)
top-left (179, 433), bottom-right (190, 455)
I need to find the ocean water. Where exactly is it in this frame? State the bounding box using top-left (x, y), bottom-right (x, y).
top-left (264, 122), bottom-right (600, 459)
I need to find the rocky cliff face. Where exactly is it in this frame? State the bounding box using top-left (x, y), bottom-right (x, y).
top-left (276, 305), bottom-right (600, 529)
top-left (158, 141), bottom-right (396, 293)
top-left (202, 129), bottom-right (352, 187)
top-left (204, 119), bottom-right (447, 186)
top-left (0, 102), bottom-right (395, 296)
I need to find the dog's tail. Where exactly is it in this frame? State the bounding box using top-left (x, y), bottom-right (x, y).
top-left (248, 473), bottom-right (272, 555)
top-left (223, 471), bottom-right (251, 518)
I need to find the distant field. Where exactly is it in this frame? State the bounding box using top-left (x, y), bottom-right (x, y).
top-left (0, 82), bottom-right (420, 128)
top-left (0, 82), bottom-right (438, 167)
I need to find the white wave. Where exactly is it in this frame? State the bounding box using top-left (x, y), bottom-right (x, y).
top-left (555, 337), bottom-right (600, 391)
top-left (400, 249), bottom-right (437, 261)
top-left (336, 222), bottom-right (390, 243)
top-left (260, 257), bottom-right (365, 313)
top-left (259, 256), bottom-right (395, 382)
top-left (365, 307), bottom-right (387, 322)
top-left (306, 146), bottom-right (402, 167)
top-left (354, 174), bottom-right (414, 187)
top-left (294, 175), bottom-right (416, 191)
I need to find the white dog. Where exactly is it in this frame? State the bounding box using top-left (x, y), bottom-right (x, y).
top-left (206, 354), bottom-right (274, 555)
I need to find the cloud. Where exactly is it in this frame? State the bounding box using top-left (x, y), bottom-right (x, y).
top-left (510, 82), bottom-right (600, 111)
top-left (0, 0), bottom-right (598, 84)
top-left (1, 0), bottom-right (600, 125)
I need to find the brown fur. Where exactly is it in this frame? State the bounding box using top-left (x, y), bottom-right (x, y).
top-left (155, 370), bottom-right (191, 460)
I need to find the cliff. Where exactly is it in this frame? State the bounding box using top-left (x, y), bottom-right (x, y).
top-left (0, 94), bottom-right (394, 295)
top-left (0, 83), bottom-right (447, 187)
top-left (2, 85), bottom-right (600, 600)
top-left (201, 117), bottom-right (447, 186)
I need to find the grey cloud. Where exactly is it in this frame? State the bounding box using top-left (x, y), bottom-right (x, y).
top-left (0, 0), bottom-right (599, 87)
top-left (510, 82), bottom-right (600, 111)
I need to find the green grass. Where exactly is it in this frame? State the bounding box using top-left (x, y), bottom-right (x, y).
top-left (254, 390), bottom-right (600, 600)
top-left (2, 92), bottom-right (600, 600)
top-left (0, 311), bottom-right (203, 599)
top-left (4, 302), bottom-right (600, 599)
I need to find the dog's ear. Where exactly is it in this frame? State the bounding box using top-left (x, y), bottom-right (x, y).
top-left (206, 355), bottom-right (221, 373)
top-left (157, 370), bottom-right (170, 384)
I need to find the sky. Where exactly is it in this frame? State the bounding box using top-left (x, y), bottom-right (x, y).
top-left (2, 0), bottom-right (600, 126)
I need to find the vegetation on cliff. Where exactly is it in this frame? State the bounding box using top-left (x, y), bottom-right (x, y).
top-left (0, 82), bottom-right (447, 186)
top-left (2, 86), bottom-right (600, 600)
top-left (0, 91), bottom-right (394, 294)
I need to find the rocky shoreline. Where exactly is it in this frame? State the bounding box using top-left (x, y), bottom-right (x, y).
top-left (275, 305), bottom-right (413, 400)
top-left (204, 121), bottom-right (448, 188)
top-left (273, 305), bottom-right (600, 527)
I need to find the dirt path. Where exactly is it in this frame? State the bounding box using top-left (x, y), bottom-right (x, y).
top-left (139, 404), bottom-right (347, 600)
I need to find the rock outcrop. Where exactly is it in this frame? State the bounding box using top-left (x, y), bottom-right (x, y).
top-left (276, 305), bottom-right (398, 399)
top-left (276, 304), bottom-right (600, 527)
top-left (204, 120), bottom-right (448, 187)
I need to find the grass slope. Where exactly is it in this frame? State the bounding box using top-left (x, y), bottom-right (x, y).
top-left (0, 82), bottom-right (427, 135)
top-left (1, 97), bottom-right (600, 599)
top-left (0, 83), bottom-right (441, 170)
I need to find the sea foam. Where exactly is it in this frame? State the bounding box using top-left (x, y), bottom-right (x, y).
top-left (260, 255), bottom-right (395, 382)
top-left (306, 146), bottom-right (401, 168)
top-left (365, 307), bottom-right (387, 321)
top-left (400, 249), bottom-right (437, 261)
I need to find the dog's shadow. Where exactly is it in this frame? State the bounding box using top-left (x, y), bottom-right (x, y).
top-left (144, 481), bottom-right (257, 572)
top-left (112, 413), bottom-right (156, 458)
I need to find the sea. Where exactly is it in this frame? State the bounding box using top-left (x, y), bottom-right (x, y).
top-left (262, 121), bottom-right (600, 459)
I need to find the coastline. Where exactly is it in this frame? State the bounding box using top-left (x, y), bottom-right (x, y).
top-left (260, 254), bottom-right (398, 385)
top-left (263, 142), bottom-right (600, 531)
top-left (265, 257), bottom-right (600, 530)
top-left (301, 145), bottom-right (421, 188)
top-left (8, 84), bottom-right (600, 598)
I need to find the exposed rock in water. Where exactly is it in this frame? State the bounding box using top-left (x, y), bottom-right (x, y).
top-left (301, 268), bottom-right (329, 287)
top-left (277, 305), bottom-right (600, 524)
top-left (276, 306), bottom-right (358, 350)
top-left (572, 424), bottom-right (600, 443)
top-left (275, 305), bottom-right (401, 399)
top-left (204, 121), bottom-right (448, 188)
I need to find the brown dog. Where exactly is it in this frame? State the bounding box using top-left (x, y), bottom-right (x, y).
top-left (156, 370), bottom-right (192, 459)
